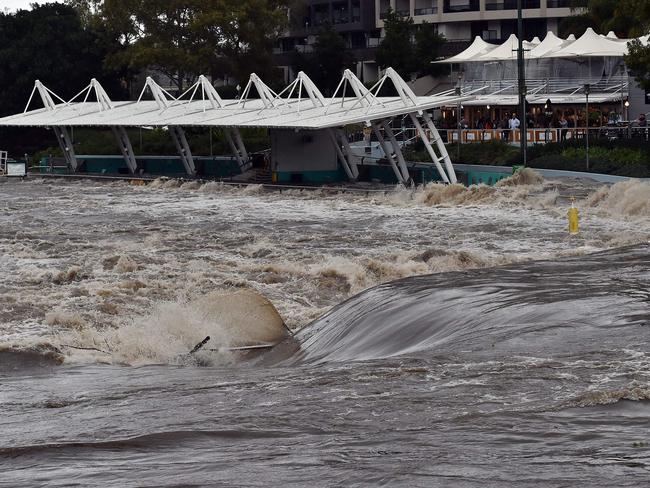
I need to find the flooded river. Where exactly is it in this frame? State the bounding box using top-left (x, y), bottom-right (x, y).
top-left (1, 175), bottom-right (649, 486)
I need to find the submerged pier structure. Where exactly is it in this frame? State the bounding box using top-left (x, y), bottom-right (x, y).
top-left (0, 68), bottom-right (472, 185)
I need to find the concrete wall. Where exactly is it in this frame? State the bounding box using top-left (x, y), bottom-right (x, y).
top-left (270, 129), bottom-right (338, 173)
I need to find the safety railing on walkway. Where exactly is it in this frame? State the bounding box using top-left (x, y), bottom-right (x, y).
top-left (440, 126), bottom-right (649, 144)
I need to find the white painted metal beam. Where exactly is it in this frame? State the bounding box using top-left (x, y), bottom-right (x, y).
top-left (169, 126), bottom-right (196, 176)
top-left (112, 127), bottom-right (138, 174)
top-left (421, 111), bottom-right (457, 184)
top-left (335, 129), bottom-right (359, 180)
top-left (408, 113), bottom-right (450, 184)
top-left (371, 123), bottom-right (405, 185)
top-left (327, 128), bottom-right (356, 181)
top-left (381, 121), bottom-right (412, 184)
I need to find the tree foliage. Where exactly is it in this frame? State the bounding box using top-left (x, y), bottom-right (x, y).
top-left (0, 2), bottom-right (124, 117)
top-left (414, 23), bottom-right (447, 78)
top-left (626, 40), bottom-right (650, 91)
top-left (94, 0), bottom-right (291, 91)
top-left (562, 1), bottom-right (650, 94)
top-left (559, 0), bottom-right (649, 38)
top-left (376, 9), bottom-right (446, 79)
top-left (376, 9), bottom-right (416, 76)
top-left (291, 24), bottom-right (355, 95)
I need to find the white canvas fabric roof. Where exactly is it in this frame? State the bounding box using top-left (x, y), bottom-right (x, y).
top-left (474, 34), bottom-right (538, 61)
top-left (477, 34), bottom-right (519, 61)
top-left (462, 92), bottom-right (624, 106)
top-left (547, 28), bottom-right (628, 57)
top-left (0, 69), bottom-right (473, 130)
top-left (444, 29), bottom-right (635, 63)
top-left (437, 36), bottom-right (497, 63)
top-left (527, 31), bottom-right (568, 59)
top-left (0, 96), bottom-right (467, 129)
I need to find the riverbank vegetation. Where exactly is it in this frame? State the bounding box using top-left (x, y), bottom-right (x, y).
top-left (405, 139), bottom-right (650, 177)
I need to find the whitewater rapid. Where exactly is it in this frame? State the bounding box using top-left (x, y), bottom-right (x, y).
top-left (0, 174), bottom-right (648, 366)
top-left (2, 174), bottom-right (650, 487)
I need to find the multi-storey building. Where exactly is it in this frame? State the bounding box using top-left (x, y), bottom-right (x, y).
top-left (275, 0), bottom-right (582, 83)
top-left (376, 0), bottom-right (576, 42)
top-left (274, 1), bottom-right (381, 83)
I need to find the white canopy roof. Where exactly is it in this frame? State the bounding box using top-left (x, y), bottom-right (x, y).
top-left (527, 31), bottom-right (568, 59)
top-left (442, 29), bottom-right (635, 63)
top-left (478, 34), bottom-right (520, 61)
top-left (463, 92), bottom-right (625, 106)
top-left (438, 36), bottom-right (497, 63)
top-left (547, 28), bottom-right (628, 57)
top-left (0, 69), bottom-right (473, 130)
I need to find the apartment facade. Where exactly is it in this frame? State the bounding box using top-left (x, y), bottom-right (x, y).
top-left (274, 1), bottom-right (382, 83)
top-left (376, 0), bottom-right (576, 41)
top-left (275, 0), bottom-right (581, 83)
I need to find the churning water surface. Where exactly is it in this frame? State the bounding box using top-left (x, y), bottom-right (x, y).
top-left (1, 175), bottom-right (649, 486)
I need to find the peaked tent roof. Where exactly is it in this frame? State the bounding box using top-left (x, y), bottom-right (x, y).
top-left (527, 31), bottom-right (567, 58)
top-left (471, 34), bottom-right (540, 62)
top-left (478, 34), bottom-right (520, 61)
top-left (548, 27), bottom-right (628, 57)
top-left (437, 36), bottom-right (497, 63)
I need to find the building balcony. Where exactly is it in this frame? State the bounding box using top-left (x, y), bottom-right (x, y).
top-left (547, 0), bottom-right (574, 7)
top-left (485, 0), bottom-right (540, 9)
top-left (414, 7), bottom-right (438, 15)
top-left (444, 0), bottom-right (480, 14)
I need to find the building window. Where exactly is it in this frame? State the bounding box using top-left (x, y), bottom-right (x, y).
top-left (379, 0), bottom-right (390, 19)
top-left (486, 0), bottom-right (540, 9)
top-left (444, 0), bottom-right (480, 14)
top-left (414, 1), bottom-right (438, 16)
top-left (547, 0), bottom-right (574, 7)
top-left (332, 1), bottom-right (349, 24)
top-left (313, 3), bottom-right (330, 26)
top-left (351, 0), bottom-right (361, 22)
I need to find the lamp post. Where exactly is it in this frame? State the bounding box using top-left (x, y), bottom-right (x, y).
top-left (584, 83), bottom-right (590, 171)
top-left (516, 0), bottom-right (527, 166)
top-left (456, 70), bottom-right (463, 161)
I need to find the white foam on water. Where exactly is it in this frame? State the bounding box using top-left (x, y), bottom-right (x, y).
top-left (1, 175), bottom-right (649, 366)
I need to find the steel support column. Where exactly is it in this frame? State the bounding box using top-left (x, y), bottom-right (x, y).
top-left (232, 128), bottom-right (251, 171)
top-left (53, 127), bottom-right (78, 172)
top-left (327, 128), bottom-right (356, 181)
top-left (371, 123), bottom-right (405, 185)
top-left (223, 128), bottom-right (245, 169)
top-left (408, 113), bottom-right (450, 184)
top-left (335, 128), bottom-right (359, 179)
top-left (169, 126), bottom-right (196, 176)
top-left (421, 112), bottom-right (457, 183)
top-left (111, 126), bottom-right (137, 174)
top-left (381, 121), bottom-right (411, 184)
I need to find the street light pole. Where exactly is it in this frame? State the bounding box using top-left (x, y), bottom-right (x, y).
top-left (517, 0), bottom-right (527, 166)
top-left (456, 71), bottom-right (462, 162)
top-left (584, 83), bottom-right (590, 171)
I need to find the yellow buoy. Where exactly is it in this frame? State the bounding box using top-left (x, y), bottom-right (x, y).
top-left (568, 198), bottom-right (579, 235)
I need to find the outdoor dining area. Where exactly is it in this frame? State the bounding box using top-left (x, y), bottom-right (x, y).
top-left (435, 27), bottom-right (650, 144)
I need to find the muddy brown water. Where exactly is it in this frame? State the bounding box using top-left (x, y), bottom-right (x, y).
top-left (1, 176), bottom-right (649, 486)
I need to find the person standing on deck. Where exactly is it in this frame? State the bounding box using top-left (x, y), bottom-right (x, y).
top-left (509, 113), bottom-right (520, 142)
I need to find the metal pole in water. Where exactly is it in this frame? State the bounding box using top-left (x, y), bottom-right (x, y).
top-left (568, 197), bottom-right (579, 235)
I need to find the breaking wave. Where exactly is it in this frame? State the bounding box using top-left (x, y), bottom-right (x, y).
top-left (47, 289), bottom-right (288, 366)
top-left (584, 179), bottom-right (650, 218)
top-left (567, 386), bottom-right (650, 408)
top-left (290, 245), bottom-right (650, 364)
